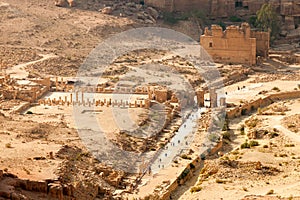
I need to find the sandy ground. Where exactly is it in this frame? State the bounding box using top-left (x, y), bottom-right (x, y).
top-left (0, 112), bottom-right (83, 181)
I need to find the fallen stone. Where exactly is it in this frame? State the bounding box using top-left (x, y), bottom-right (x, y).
top-left (101, 7), bottom-right (113, 15)
top-left (147, 7), bottom-right (159, 20)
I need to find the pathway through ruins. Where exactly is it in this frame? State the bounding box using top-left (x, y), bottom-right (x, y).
top-left (6, 54), bottom-right (58, 79)
top-left (150, 108), bottom-right (203, 174)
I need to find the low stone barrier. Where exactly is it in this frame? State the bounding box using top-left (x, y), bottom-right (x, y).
top-left (144, 140), bottom-right (223, 200)
top-left (227, 90), bottom-right (300, 119)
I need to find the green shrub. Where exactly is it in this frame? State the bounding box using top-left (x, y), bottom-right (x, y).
top-left (222, 131), bottom-right (231, 141)
top-left (26, 111), bottom-right (33, 114)
top-left (216, 179), bottom-right (226, 184)
top-left (269, 132), bottom-right (279, 138)
top-left (222, 120), bottom-right (230, 131)
top-left (284, 144), bottom-right (295, 147)
top-left (249, 140), bottom-right (259, 147)
top-left (241, 142), bottom-right (250, 149)
top-left (266, 189), bottom-right (274, 195)
top-left (190, 163), bottom-right (195, 169)
top-left (180, 154), bottom-right (192, 160)
top-left (163, 12), bottom-right (180, 24)
top-left (272, 87), bottom-right (280, 92)
top-left (208, 133), bottom-right (219, 142)
top-left (178, 168), bottom-right (190, 180)
top-left (229, 16), bottom-right (242, 22)
top-left (241, 109), bottom-right (248, 115)
top-left (248, 16), bottom-right (257, 27)
top-left (240, 124), bottom-right (245, 135)
top-left (217, 21), bottom-right (226, 30)
top-left (190, 186), bottom-right (202, 193)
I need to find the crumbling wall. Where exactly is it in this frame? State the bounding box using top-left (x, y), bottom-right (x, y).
top-left (251, 31), bottom-right (270, 58)
top-left (226, 90), bottom-right (300, 119)
top-left (200, 23), bottom-right (256, 65)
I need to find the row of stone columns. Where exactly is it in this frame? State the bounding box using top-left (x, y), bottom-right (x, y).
top-left (38, 94), bottom-right (150, 108)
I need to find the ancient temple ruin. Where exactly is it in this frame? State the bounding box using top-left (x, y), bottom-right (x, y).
top-left (200, 23), bottom-right (269, 65)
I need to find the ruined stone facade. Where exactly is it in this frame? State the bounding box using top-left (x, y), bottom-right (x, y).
top-left (200, 23), bottom-right (269, 65)
top-left (200, 23), bottom-right (255, 65)
top-left (145, 0), bottom-right (300, 32)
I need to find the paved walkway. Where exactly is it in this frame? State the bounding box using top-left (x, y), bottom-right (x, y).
top-left (150, 108), bottom-right (202, 174)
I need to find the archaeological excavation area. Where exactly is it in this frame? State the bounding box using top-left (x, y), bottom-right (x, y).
top-left (0, 0), bottom-right (300, 200)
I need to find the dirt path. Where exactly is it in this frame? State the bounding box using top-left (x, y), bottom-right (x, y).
top-left (6, 54), bottom-right (58, 78)
top-left (274, 124), bottom-right (300, 143)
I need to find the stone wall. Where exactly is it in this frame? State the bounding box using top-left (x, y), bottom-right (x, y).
top-left (251, 31), bottom-right (270, 58)
top-left (200, 23), bottom-right (257, 65)
top-left (173, 0), bottom-right (211, 13)
top-left (142, 139), bottom-right (223, 200)
top-left (226, 90), bottom-right (300, 119)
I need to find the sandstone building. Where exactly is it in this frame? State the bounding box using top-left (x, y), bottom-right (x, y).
top-left (200, 23), bottom-right (269, 65)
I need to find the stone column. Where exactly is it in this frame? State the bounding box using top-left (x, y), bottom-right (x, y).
top-left (145, 99), bottom-right (150, 109)
top-left (196, 90), bottom-right (205, 107)
top-left (81, 92), bottom-right (84, 105)
top-left (55, 77), bottom-right (58, 91)
top-left (76, 92), bottom-right (79, 104)
top-left (210, 89), bottom-right (217, 108)
top-left (220, 97), bottom-right (226, 107)
top-left (140, 101), bottom-right (143, 108)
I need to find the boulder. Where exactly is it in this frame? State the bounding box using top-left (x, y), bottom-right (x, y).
top-left (147, 7), bottom-right (159, 20)
top-left (101, 7), bottom-right (113, 15)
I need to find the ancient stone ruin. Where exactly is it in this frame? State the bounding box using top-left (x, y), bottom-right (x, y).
top-left (200, 23), bottom-right (269, 65)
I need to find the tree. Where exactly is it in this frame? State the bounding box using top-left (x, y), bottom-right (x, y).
top-left (256, 3), bottom-right (280, 41)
